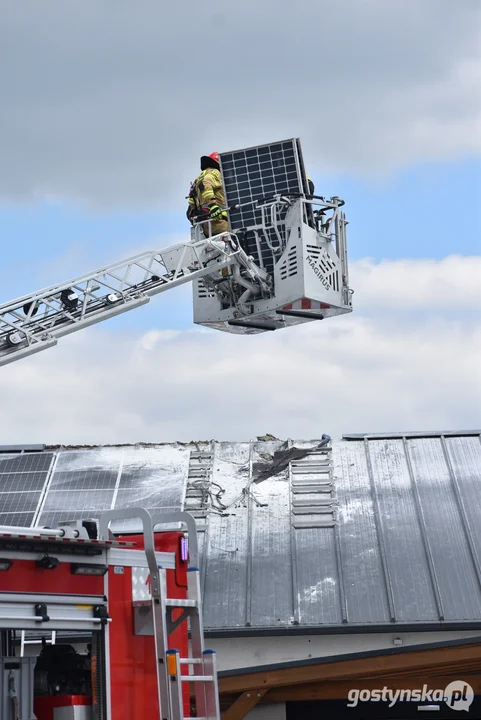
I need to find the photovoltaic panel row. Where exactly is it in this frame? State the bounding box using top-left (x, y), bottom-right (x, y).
top-left (36, 446), bottom-right (190, 531)
top-left (220, 139), bottom-right (305, 273)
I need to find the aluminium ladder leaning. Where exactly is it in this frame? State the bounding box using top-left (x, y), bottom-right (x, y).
top-left (98, 509), bottom-right (220, 720)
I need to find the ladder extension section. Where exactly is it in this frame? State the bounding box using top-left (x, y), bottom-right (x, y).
top-left (98, 508), bottom-right (220, 720)
top-left (0, 235), bottom-right (269, 367)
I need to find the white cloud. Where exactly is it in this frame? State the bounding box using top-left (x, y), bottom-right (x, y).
top-left (0, 256), bottom-right (479, 445)
top-left (0, 0), bottom-right (480, 207)
top-left (351, 255), bottom-right (481, 309)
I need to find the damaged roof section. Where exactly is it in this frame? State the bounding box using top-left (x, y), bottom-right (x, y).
top-left (1, 432), bottom-right (481, 632)
top-left (252, 434), bottom-right (331, 483)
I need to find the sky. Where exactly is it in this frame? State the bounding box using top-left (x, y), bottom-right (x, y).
top-left (0, 0), bottom-right (480, 444)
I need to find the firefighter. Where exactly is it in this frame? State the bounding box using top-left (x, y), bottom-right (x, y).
top-left (187, 152), bottom-right (229, 238)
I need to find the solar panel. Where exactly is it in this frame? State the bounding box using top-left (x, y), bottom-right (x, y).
top-left (109, 450), bottom-right (190, 530)
top-left (115, 466), bottom-right (186, 507)
top-left (220, 139), bottom-right (309, 273)
top-left (0, 452), bottom-right (53, 528)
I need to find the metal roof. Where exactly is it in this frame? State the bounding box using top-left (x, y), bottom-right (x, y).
top-left (1, 432), bottom-right (481, 634)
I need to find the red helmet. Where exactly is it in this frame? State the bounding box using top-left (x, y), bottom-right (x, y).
top-left (200, 152), bottom-right (220, 171)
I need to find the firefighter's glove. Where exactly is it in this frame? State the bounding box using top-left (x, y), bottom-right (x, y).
top-left (209, 205), bottom-right (224, 220)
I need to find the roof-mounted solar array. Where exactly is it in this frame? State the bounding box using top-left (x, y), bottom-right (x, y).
top-left (20, 447), bottom-right (192, 531)
top-left (219, 138), bottom-right (309, 273)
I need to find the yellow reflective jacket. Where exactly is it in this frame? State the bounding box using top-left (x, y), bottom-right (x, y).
top-left (188, 168), bottom-right (226, 216)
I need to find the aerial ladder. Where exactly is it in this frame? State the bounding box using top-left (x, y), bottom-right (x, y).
top-left (0, 233), bottom-right (270, 367)
top-left (0, 138), bottom-right (353, 368)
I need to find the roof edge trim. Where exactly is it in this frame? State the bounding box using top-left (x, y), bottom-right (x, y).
top-left (217, 633), bottom-right (481, 678)
top-left (206, 621), bottom-right (481, 639)
top-left (343, 431), bottom-right (481, 440)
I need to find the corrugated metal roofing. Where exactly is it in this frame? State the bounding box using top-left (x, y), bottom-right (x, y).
top-left (1, 431), bottom-right (481, 633)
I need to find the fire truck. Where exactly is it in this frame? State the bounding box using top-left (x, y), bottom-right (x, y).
top-left (0, 508), bottom-right (216, 719)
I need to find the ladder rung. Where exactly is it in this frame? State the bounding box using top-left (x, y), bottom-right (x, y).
top-left (291, 481), bottom-right (332, 488)
top-left (181, 675), bottom-right (214, 682)
top-left (165, 598), bottom-right (197, 608)
top-left (292, 455), bottom-right (330, 461)
top-left (179, 658), bottom-right (203, 665)
top-left (292, 506), bottom-right (334, 515)
top-left (292, 479), bottom-right (331, 485)
top-left (292, 497), bottom-right (334, 507)
top-left (292, 483), bottom-right (332, 494)
top-left (293, 518), bottom-right (335, 528)
top-left (292, 468), bottom-right (331, 474)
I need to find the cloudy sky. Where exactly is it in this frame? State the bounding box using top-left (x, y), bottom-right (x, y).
top-left (0, 0), bottom-right (480, 444)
